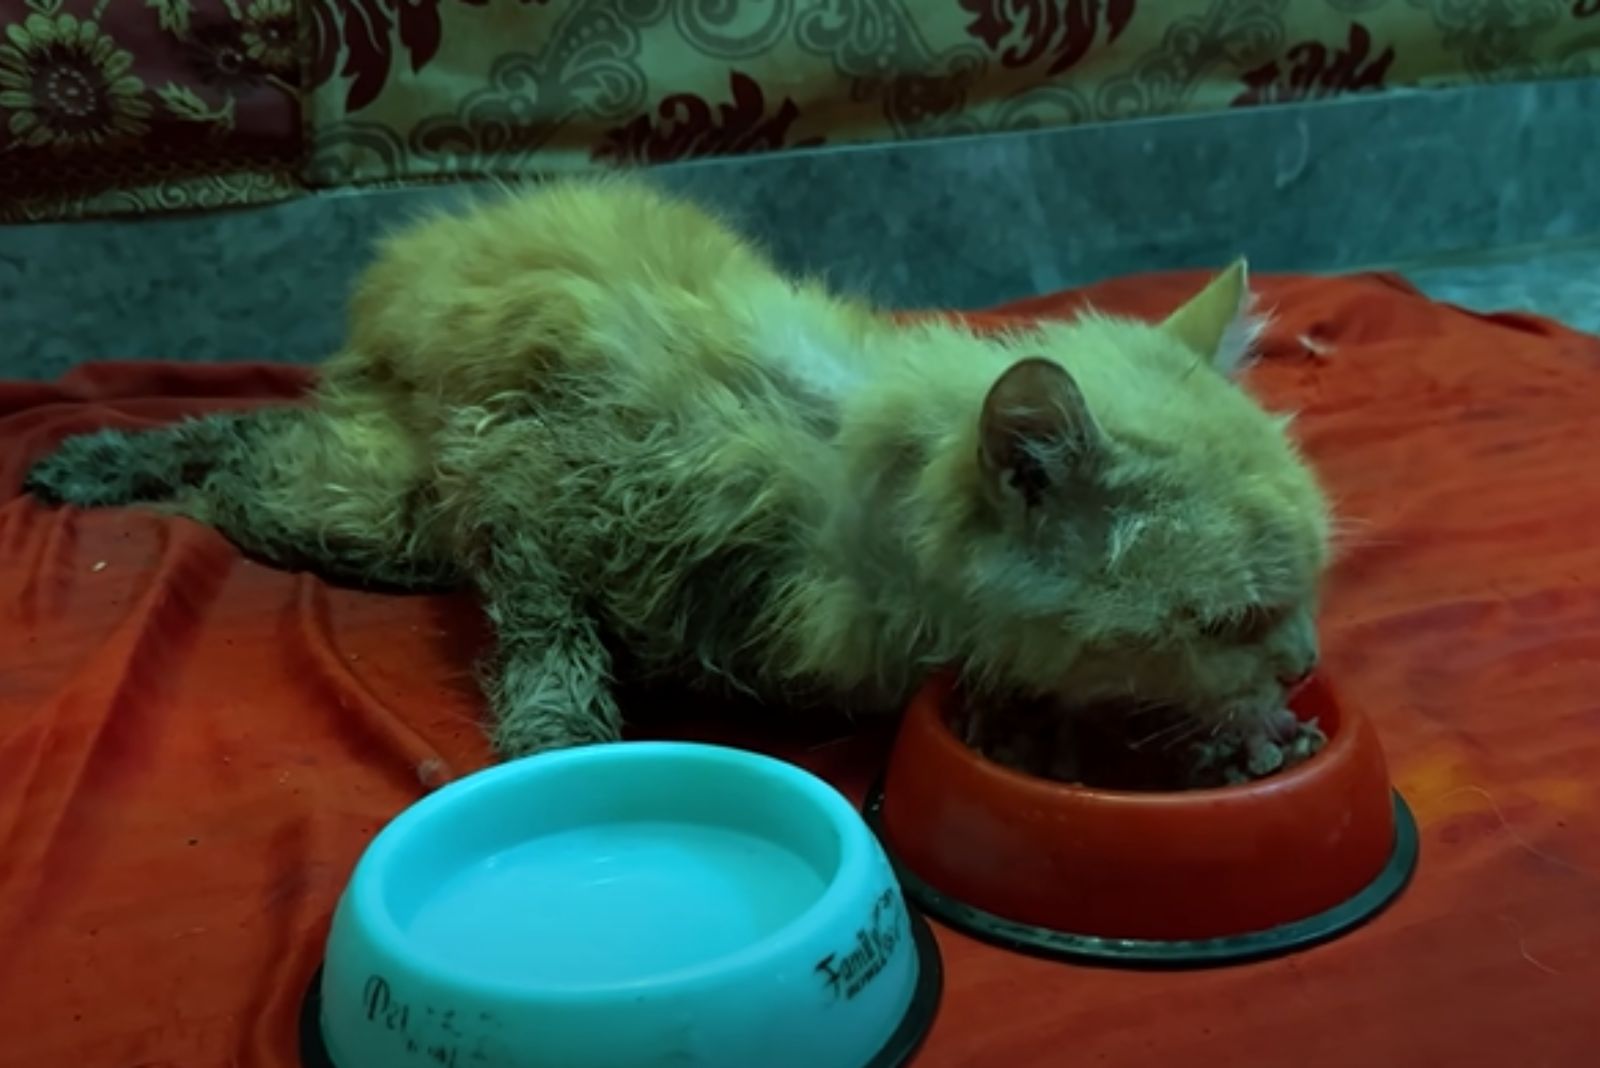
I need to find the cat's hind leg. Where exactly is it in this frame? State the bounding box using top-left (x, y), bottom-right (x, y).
top-left (25, 403), bottom-right (454, 590)
top-left (24, 409), bottom-right (283, 509)
top-left (187, 402), bottom-right (458, 589)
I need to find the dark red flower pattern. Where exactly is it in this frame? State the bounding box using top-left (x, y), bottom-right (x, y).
top-left (183, 5), bottom-right (296, 93)
top-left (1233, 22), bottom-right (1395, 107)
top-left (308, 0), bottom-right (546, 114)
top-left (889, 71), bottom-right (969, 127)
top-left (592, 71), bottom-right (823, 165)
top-left (960, 0), bottom-right (1137, 76)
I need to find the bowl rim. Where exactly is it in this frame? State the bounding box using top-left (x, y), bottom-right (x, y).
top-left (917, 670), bottom-right (1353, 805)
top-left (340, 741), bottom-right (885, 1000)
top-left (864, 782), bottom-right (1418, 966)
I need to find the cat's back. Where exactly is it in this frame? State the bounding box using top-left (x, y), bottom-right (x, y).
top-left (338, 179), bottom-right (778, 405)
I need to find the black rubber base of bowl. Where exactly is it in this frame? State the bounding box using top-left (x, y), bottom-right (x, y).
top-left (296, 979), bottom-right (333, 1068)
top-left (299, 908), bottom-right (943, 1068)
top-left (868, 905), bottom-right (945, 1067)
top-left (863, 785), bottom-right (1419, 968)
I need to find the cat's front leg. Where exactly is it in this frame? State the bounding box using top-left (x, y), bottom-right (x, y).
top-left (484, 626), bottom-right (622, 756)
top-left (476, 551), bottom-right (623, 757)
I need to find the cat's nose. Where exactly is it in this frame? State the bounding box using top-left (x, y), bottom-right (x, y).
top-left (1278, 666), bottom-right (1313, 690)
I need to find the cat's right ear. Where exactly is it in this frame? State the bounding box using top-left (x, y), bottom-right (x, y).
top-left (1161, 258), bottom-right (1260, 376)
top-left (978, 357), bottom-right (1101, 508)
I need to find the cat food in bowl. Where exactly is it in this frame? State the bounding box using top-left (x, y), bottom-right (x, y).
top-left (866, 674), bottom-right (1416, 965)
top-left (302, 742), bottom-right (941, 1068)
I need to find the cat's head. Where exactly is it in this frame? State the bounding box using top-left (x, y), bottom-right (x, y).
top-left (945, 263), bottom-right (1329, 731)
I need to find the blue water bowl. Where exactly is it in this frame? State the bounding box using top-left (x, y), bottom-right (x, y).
top-left (301, 742), bottom-right (941, 1068)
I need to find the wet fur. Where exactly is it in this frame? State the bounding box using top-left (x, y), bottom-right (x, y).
top-left (25, 179), bottom-right (1330, 756)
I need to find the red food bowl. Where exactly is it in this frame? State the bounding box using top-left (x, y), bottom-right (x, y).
top-left (866, 674), bottom-right (1416, 965)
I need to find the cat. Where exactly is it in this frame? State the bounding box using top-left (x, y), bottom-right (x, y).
top-left (24, 178), bottom-right (1329, 757)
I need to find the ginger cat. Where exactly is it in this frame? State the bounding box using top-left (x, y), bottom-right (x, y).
top-left (26, 179), bottom-right (1329, 756)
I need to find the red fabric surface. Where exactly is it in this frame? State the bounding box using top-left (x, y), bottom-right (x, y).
top-left (4, 275), bottom-right (1600, 1066)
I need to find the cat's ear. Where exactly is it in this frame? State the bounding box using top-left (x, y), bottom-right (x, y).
top-left (1161, 258), bottom-right (1262, 376)
top-left (978, 357), bottom-right (1101, 508)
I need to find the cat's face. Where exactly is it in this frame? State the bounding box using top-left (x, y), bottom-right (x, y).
top-left (960, 263), bottom-right (1330, 731)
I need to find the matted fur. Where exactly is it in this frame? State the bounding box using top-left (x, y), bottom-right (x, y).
top-left (25, 179), bottom-right (1329, 755)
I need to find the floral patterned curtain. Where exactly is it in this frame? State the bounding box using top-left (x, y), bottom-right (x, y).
top-left (3, 0), bottom-right (1598, 222)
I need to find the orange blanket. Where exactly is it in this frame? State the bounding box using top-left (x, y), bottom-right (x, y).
top-left (4, 275), bottom-right (1599, 1066)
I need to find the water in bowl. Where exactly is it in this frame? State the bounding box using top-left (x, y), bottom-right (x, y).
top-left (404, 820), bottom-right (829, 986)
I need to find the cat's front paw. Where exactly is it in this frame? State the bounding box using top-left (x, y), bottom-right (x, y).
top-left (1240, 714), bottom-right (1326, 778)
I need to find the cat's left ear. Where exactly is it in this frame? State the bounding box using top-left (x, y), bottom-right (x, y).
top-left (1160, 258), bottom-right (1262, 376)
top-left (978, 357), bottom-right (1102, 509)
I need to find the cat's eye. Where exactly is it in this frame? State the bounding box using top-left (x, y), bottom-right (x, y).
top-left (1201, 605), bottom-right (1283, 643)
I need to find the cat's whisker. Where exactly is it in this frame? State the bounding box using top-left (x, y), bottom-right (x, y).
top-left (1158, 721), bottom-right (1210, 752)
top-left (1120, 699), bottom-right (1177, 720)
top-left (1128, 715), bottom-right (1201, 750)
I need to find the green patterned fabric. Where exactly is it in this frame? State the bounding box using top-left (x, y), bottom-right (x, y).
top-left (3, 0), bottom-right (1599, 221)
